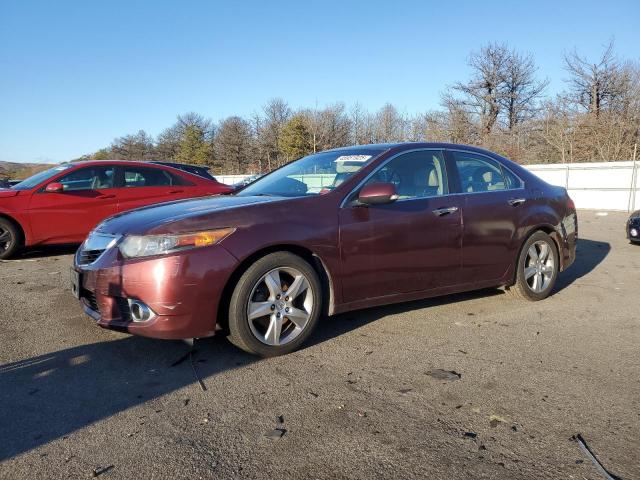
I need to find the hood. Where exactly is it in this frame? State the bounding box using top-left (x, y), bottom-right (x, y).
top-left (97, 194), bottom-right (282, 235)
top-left (0, 188), bottom-right (18, 198)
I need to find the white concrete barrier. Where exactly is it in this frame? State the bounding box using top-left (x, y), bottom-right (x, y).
top-left (214, 174), bottom-right (254, 185)
top-left (524, 161), bottom-right (640, 211)
top-left (216, 160), bottom-right (640, 212)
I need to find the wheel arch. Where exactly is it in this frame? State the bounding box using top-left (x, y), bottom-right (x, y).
top-left (0, 213), bottom-right (26, 245)
top-left (216, 244), bottom-right (336, 333)
top-left (510, 224), bottom-right (563, 286)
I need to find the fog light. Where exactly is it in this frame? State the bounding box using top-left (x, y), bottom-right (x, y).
top-left (128, 300), bottom-right (156, 322)
top-left (631, 228), bottom-right (638, 237)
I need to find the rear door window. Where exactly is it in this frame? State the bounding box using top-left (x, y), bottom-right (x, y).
top-left (122, 167), bottom-right (179, 187)
top-left (452, 151), bottom-right (516, 193)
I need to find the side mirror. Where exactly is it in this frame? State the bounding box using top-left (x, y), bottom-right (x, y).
top-left (45, 182), bottom-right (64, 193)
top-left (357, 182), bottom-right (399, 205)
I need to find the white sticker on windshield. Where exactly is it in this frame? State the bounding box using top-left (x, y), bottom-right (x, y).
top-left (334, 155), bottom-right (372, 163)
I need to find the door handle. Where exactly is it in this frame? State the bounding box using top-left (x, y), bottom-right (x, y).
top-left (432, 206), bottom-right (459, 216)
top-left (168, 190), bottom-right (184, 194)
top-left (507, 198), bottom-right (526, 206)
top-left (99, 194), bottom-right (116, 199)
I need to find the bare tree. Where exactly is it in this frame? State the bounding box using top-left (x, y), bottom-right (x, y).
top-left (563, 40), bottom-right (628, 115)
top-left (259, 98), bottom-right (291, 169)
top-left (373, 103), bottom-right (405, 142)
top-left (316, 103), bottom-right (351, 150)
top-left (214, 116), bottom-right (252, 174)
top-left (110, 130), bottom-right (155, 160)
top-left (449, 43), bottom-right (510, 136)
top-left (501, 51), bottom-right (548, 130)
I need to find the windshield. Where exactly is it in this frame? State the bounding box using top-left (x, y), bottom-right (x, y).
top-left (237, 149), bottom-right (384, 198)
top-left (11, 164), bottom-right (73, 190)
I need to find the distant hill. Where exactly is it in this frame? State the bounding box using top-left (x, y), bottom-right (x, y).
top-left (0, 161), bottom-right (56, 180)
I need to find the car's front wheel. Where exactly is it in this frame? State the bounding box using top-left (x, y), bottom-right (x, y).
top-left (0, 218), bottom-right (22, 260)
top-left (507, 231), bottom-right (559, 301)
top-left (227, 252), bottom-right (322, 356)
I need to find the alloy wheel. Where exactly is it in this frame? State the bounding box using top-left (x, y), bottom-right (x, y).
top-left (247, 267), bottom-right (314, 346)
top-left (524, 240), bottom-right (555, 293)
top-left (0, 226), bottom-right (12, 253)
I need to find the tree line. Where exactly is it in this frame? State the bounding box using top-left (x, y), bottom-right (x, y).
top-left (77, 40), bottom-right (640, 173)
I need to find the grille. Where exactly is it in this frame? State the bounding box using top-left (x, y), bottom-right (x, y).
top-left (82, 289), bottom-right (99, 312)
top-left (115, 297), bottom-right (132, 322)
top-left (77, 249), bottom-right (105, 266)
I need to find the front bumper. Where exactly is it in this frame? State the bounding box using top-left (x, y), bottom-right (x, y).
top-left (627, 217), bottom-right (640, 243)
top-left (73, 245), bottom-right (238, 339)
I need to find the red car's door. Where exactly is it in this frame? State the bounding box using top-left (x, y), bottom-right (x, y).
top-left (115, 165), bottom-right (198, 213)
top-left (449, 150), bottom-right (527, 283)
top-left (27, 165), bottom-right (119, 244)
top-left (338, 149), bottom-right (463, 304)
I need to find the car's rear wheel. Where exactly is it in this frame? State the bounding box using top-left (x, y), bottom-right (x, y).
top-left (507, 231), bottom-right (559, 301)
top-left (227, 252), bottom-right (322, 356)
top-left (0, 218), bottom-right (22, 260)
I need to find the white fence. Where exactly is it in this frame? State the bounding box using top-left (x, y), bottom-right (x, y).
top-left (524, 161), bottom-right (640, 211)
top-left (214, 174), bottom-right (254, 185)
top-left (215, 161), bottom-right (640, 212)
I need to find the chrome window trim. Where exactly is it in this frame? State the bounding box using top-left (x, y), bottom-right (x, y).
top-left (448, 148), bottom-right (525, 192)
top-left (340, 148), bottom-right (448, 208)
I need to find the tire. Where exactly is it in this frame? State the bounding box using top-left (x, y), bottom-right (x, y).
top-left (507, 231), bottom-right (559, 301)
top-left (0, 218), bottom-right (22, 260)
top-left (227, 252), bottom-right (323, 356)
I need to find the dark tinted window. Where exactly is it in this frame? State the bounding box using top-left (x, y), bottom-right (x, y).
top-left (364, 150), bottom-right (447, 200)
top-left (502, 166), bottom-right (523, 189)
top-left (57, 166), bottom-right (115, 191)
top-left (123, 167), bottom-right (179, 187)
top-left (452, 152), bottom-right (509, 193)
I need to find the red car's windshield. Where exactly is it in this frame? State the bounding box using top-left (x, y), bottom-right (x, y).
top-left (237, 149), bottom-right (384, 198)
top-left (11, 164), bottom-right (74, 190)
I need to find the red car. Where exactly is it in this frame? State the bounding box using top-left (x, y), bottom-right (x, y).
top-left (72, 143), bottom-right (577, 356)
top-left (0, 161), bottom-right (232, 259)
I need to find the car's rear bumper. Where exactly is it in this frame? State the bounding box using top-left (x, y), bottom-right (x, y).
top-left (557, 211), bottom-right (577, 271)
top-left (74, 245), bottom-right (238, 339)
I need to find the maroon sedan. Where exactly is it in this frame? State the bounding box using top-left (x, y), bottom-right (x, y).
top-left (0, 161), bottom-right (232, 259)
top-left (72, 143), bottom-right (577, 356)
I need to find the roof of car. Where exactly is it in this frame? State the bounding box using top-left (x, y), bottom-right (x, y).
top-left (61, 160), bottom-right (215, 178)
top-left (327, 142), bottom-right (503, 155)
top-left (148, 161), bottom-right (210, 170)
top-left (65, 160), bottom-right (213, 171)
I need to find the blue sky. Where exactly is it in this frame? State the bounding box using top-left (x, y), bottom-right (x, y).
top-left (1, 0), bottom-right (639, 163)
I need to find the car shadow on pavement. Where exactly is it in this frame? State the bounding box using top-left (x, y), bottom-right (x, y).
top-left (13, 244), bottom-right (79, 260)
top-left (0, 335), bottom-right (255, 461)
top-left (0, 238), bottom-right (609, 461)
top-left (0, 291), bottom-right (500, 462)
top-left (553, 238), bottom-right (610, 291)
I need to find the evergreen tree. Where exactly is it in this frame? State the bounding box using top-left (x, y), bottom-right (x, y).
top-left (175, 125), bottom-right (213, 165)
top-left (280, 115), bottom-right (312, 161)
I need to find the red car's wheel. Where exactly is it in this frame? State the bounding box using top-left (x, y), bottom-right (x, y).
top-left (0, 218), bottom-right (22, 260)
top-left (227, 252), bottom-right (322, 356)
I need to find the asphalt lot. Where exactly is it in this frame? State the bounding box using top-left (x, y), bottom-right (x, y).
top-left (0, 210), bottom-right (638, 479)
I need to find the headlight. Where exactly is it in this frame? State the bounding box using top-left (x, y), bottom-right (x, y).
top-left (119, 228), bottom-right (235, 258)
